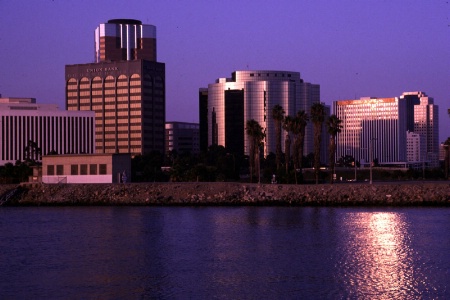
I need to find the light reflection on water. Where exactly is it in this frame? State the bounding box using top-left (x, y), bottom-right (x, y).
top-left (0, 207), bottom-right (449, 298)
top-left (337, 212), bottom-right (424, 299)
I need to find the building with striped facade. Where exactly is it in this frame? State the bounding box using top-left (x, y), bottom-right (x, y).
top-left (66, 19), bottom-right (165, 156)
top-left (199, 70), bottom-right (327, 160)
top-left (333, 92), bottom-right (439, 167)
top-left (0, 97), bottom-right (95, 166)
top-left (334, 97), bottom-right (407, 165)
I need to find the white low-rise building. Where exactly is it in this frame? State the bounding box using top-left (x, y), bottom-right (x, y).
top-left (42, 153), bottom-right (131, 184)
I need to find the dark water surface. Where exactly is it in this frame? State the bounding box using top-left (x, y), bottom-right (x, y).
top-left (1, 206), bottom-right (449, 299)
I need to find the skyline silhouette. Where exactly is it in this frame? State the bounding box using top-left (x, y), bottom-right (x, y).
top-left (1, 0), bottom-right (448, 141)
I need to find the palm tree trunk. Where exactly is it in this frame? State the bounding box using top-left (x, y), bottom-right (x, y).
top-left (329, 136), bottom-right (335, 184)
top-left (314, 123), bottom-right (322, 184)
top-left (445, 146), bottom-right (449, 179)
top-left (285, 134), bottom-right (291, 182)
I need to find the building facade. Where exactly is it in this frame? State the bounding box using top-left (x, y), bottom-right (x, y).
top-left (333, 92), bottom-right (439, 168)
top-left (165, 122), bottom-right (200, 154)
top-left (406, 131), bottom-right (425, 162)
top-left (334, 97), bottom-right (407, 166)
top-left (0, 97), bottom-right (95, 166)
top-left (42, 153), bottom-right (131, 184)
top-left (95, 19), bottom-right (156, 62)
top-left (401, 92), bottom-right (439, 167)
top-left (199, 70), bottom-right (325, 158)
top-left (66, 19), bottom-right (165, 156)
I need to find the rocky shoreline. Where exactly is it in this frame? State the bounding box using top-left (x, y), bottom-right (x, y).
top-left (1, 182), bottom-right (450, 206)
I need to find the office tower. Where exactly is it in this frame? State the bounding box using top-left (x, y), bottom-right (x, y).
top-left (0, 97), bottom-right (95, 166)
top-left (406, 131), bottom-right (425, 162)
top-left (199, 70), bottom-right (326, 159)
top-left (400, 92), bottom-right (439, 167)
top-left (199, 88), bottom-right (209, 152)
top-left (95, 19), bottom-right (156, 62)
top-left (333, 92), bottom-right (439, 167)
top-left (334, 97), bottom-right (407, 165)
top-left (66, 19), bottom-right (165, 156)
top-left (165, 122), bottom-right (200, 154)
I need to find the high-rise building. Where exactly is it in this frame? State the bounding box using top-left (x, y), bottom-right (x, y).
top-left (406, 131), bottom-right (425, 162)
top-left (401, 92), bottom-right (439, 167)
top-left (66, 19), bottom-right (165, 156)
top-left (165, 122), bottom-right (200, 154)
top-left (333, 92), bottom-right (439, 167)
top-left (95, 19), bottom-right (157, 62)
top-left (199, 70), bottom-right (326, 159)
top-left (0, 97), bottom-right (95, 166)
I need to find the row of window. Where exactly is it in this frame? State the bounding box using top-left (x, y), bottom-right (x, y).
top-left (47, 164), bottom-right (108, 176)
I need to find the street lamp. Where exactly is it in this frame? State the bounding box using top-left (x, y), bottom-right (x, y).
top-left (346, 148), bottom-right (357, 181)
top-left (369, 138), bottom-right (377, 185)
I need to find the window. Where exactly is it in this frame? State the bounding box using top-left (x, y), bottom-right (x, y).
top-left (47, 165), bottom-right (55, 176)
top-left (99, 164), bottom-right (107, 175)
top-left (71, 164), bottom-right (78, 175)
top-left (56, 165), bottom-right (63, 175)
top-left (80, 164), bottom-right (88, 175)
top-left (90, 164), bottom-right (97, 175)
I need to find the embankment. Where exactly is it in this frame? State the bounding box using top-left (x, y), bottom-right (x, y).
top-left (1, 182), bottom-right (450, 206)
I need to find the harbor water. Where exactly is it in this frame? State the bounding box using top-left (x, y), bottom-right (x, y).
top-left (1, 206), bottom-right (449, 298)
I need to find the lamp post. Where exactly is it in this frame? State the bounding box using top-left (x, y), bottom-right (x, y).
top-left (369, 138), bottom-right (377, 185)
top-left (347, 148), bottom-right (357, 181)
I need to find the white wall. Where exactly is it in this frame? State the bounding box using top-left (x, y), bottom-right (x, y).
top-left (43, 175), bottom-right (112, 184)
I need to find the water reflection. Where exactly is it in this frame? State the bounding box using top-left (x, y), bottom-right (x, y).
top-left (1, 207), bottom-right (447, 298)
top-left (338, 211), bottom-right (422, 299)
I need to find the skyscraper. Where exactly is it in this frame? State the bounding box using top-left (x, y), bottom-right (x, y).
top-left (333, 92), bottom-right (439, 167)
top-left (94, 19), bottom-right (157, 62)
top-left (401, 91), bottom-right (439, 167)
top-left (65, 19), bottom-right (165, 156)
top-left (334, 97), bottom-right (407, 165)
top-left (199, 70), bottom-right (327, 159)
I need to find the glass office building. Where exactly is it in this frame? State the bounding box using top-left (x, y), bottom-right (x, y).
top-left (200, 70), bottom-right (324, 158)
top-left (333, 92), bottom-right (439, 167)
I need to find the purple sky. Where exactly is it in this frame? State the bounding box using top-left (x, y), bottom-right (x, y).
top-left (1, 0), bottom-right (449, 141)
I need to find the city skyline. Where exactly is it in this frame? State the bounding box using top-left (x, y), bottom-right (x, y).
top-left (1, 1), bottom-right (449, 141)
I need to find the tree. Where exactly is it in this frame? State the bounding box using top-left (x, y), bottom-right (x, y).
top-left (310, 102), bottom-right (326, 184)
top-left (272, 105), bottom-right (285, 172)
top-left (24, 140), bottom-right (41, 165)
top-left (326, 114), bottom-right (343, 184)
top-left (444, 137), bottom-right (450, 179)
top-left (246, 119), bottom-right (265, 183)
top-left (293, 110), bottom-right (309, 183)
top-left (283, 116), bottom-right (293, 177)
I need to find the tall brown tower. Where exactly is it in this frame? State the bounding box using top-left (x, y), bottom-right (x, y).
top-left (66, 19), bottom-right (165, 156)
top-left (95, 19), bottom-right (157, 62)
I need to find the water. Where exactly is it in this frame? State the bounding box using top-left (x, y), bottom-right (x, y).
top-left (0, 206), bottom-right (449, 299)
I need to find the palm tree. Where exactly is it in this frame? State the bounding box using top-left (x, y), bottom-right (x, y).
top-left (294, 110), bottom-right (309, 183)
top-left (326, 114), bottom-right (343, 184)
top-left (246, 119), bottom-right (265, 183)
top-left (272, 105), bottom-right (285, 172)
top-left (283, 116), bottom-right (293, 177)
top-left (310, 102), bottom-right (326, 184)
top-left (444, 137), bottom-right (450, 179)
